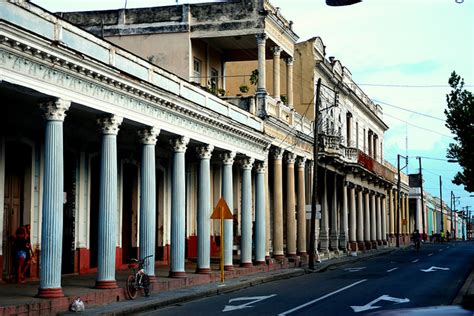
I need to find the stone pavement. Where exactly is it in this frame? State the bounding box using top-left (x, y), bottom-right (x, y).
top-left (1, 243), bottom-right (472, 315)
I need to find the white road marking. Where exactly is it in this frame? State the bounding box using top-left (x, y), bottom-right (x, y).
top-left (386, 267), bottom-right (399, 273)
top-left (428, 253), bottom-right (433, 256)
top-left (412, 259), bottom-right (419, 263)
top-left (223, 294), bottom-right (277, 312)
top-left (420, 266), bottom-right (450, 273)
top-left (277, 279), bottom-right (367, 315)
top-left (351, 295), bottom-right (410, 313)
top-left (439, 249), bottom-right (443, 252)
top-left (344, 267), bottom-right (366, 272)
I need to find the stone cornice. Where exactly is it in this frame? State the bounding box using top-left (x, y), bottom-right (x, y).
top-left (0, 24), bottom-right (270, 159)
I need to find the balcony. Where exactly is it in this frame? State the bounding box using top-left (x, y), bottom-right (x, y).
top-left (358, 150), bottom-right (396, 182)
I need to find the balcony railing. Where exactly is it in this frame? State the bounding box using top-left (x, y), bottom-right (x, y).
top-left (358, 150), bottom-right (395, 182)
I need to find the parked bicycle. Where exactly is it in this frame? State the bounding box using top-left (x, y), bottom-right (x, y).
top-left (126, 255), bottom-right (153, 299)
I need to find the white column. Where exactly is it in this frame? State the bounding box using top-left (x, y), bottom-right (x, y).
top-left (370, 191), bottom-right (376, 248)
top-left (286, 57), bottom-right (294, 107)
top-left (329, 173), bottom-right (339, 250)
top-left (382, 195), bottom-right (387, 244)
top-left (285, 152), bottom-right (296, 256)
top-left (271, 46), bottom-right (282, 100)
top-left (37, 99), bottom-right (70, 298)
top-left (256, 34), bottom-right (267, 93)
top-left (196, 144), bottom-right (214, 274)
top-left (222, 151), bottom-right (236, 271)
top-left (339, 180), bottom-right (348, 250)
top-left (356, 187), bottom-right (365, 250)
top-left (169, 136), bottom-right (189, 277)
top-left (320, 169), bottom-right (329, 253)
top-left (272, 148), bottom-right (284, 259)
top-left (240, 157), bottom-right (254, 267)
top-left (296, 157), bottom-right (306, 256)
top-left (376, 193), bottom-right (382, 245)
top-left (95, 114), bottom-right (122, 289)
top-left (348, 184), bottom-right (357, 251)
top-left (138, 127), bottom-right (159, 280)
top-left (255, 160), bottom-right (266, 265)
top-left (364, 190), bottom-right (371, 249)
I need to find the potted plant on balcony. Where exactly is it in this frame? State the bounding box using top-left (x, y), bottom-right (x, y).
top-left (218, 88), bottom-right (226, 97)
top-left (250, 69), bottom-right (258, 86)
top-left (239, 84), bottom-right (249, 94)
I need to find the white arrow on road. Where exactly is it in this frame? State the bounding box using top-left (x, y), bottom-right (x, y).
top-left (350, 295), bottom-right (410, 313)
top-left (223, 294), bottom-right (276, 312)
top-left (420, 266), bottom-right (450, 273)
top-left (344, 267), bottom-right (366, 272)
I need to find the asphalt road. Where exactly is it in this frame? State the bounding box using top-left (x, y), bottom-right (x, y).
top-left (137, 242), bottom-right (474, 316)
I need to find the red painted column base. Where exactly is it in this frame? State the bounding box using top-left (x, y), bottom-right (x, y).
top-left (196, 267), bottom-right (212, 274)
top-left (297, 252), bottom-right (307, 256)
top-left (254, 260), bottom-right (266, 266)
top-left (357, 241), bottom-right (366, 251)
top-left (349, 241), bottom-right (358, 251)
top-left (224, 265), bottom-right (235, 271)
top-left (286, 253), bottom-right (297, 258)
top-left (95, 280), bottom-right (118, 289)
top-left (240, 262), bottom-right (253, 268)
top-left (37, 287), bottom-right (64, 298)
top-left (148, 275), bottom-right (157, 283)
top-left (273, 254), bottom-right (285, 260)
top-left (169, 271), bottom-right (186, 278)
top-left (364, 241), bottom-right (372, 250)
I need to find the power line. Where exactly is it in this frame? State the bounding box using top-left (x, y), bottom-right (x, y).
top-left (384, 112), bottom-right (453, 138)
top-left (357, 83), bottom-right (474, 88)
top-left (374, 99), bottom-right (445, 122)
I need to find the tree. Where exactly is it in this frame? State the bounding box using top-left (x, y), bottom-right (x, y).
top-left (444, 71), bottom-right (474, 192)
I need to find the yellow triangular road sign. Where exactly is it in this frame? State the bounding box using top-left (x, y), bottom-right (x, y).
top-left (211, 197), bottom-right (233, 219)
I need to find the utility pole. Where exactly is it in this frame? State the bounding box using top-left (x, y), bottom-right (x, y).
top-left (450, 191), bottom-right (454, 235)
top-left (309, 78), bottom-right (321, 270)
top-left (418, 157), bottom-right (425, 237)
top-left (439, 176), bottom-right (443, 233)
top-left (397, 155), bottom-right (401, 248)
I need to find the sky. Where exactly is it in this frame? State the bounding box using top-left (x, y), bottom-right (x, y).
top-left (32, 0), bottom-right (474, 211)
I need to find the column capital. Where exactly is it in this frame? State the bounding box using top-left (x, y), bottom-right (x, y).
top-left (307, 160), bottom-right (314, 169)
top-left (196, 144), bottom-right (214, 159)
top-left (240, 157), bottom-right (255, 170)
top-left (170, 136), bottom-right (189, 153)
top-left (271, 147), bottom-right (284, 160)
top-left (138, 127), bottom-right (160, 145)
top-left (255, 160), bottom-right (267, 173)
top-left (285, 152), bottom-right (296, 164)
top-left (40, 98), bottom-right (70, 121)
top-left (271, 46), bottom-right (282, 56)
top-left (97, 115), bottom-right (123, 135)
top-left (286, 57), bottom-right (294, 65)
top-left (256, 33), bottom-right (267, 45)
top-left (296, 156), bottom-right (306, 168)
top-left (221, 151), bottom-right (236, 165)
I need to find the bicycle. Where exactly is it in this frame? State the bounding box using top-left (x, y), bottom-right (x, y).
top-left (125, 255), bottom-right (153, 299)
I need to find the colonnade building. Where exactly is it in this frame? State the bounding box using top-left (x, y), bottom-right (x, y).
top-left (1, 0), bottom-right (410, 298)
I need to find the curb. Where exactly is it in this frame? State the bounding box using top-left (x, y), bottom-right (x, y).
top-left (452, 266), bottom-right (474, 309)
top-left (62, 248), bottom-right (397, 315)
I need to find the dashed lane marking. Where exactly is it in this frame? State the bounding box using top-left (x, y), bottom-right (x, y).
top-left (428, 253), bottom-right (433, 256)
top-left (386, 267), bottom-right (399, 273)
top-left (412, 259), bottom-right (419, 263)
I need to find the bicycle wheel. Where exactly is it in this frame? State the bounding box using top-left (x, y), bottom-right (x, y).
top-left (142, 274), bottom-right (151, 297)
top-left (126, 275), bottom-right (138, 299)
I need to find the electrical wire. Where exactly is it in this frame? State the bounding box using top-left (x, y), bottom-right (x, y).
top-left (383, 113), bottom-right (453, 138)
top-left (374, 100), bottom-right (445, 122)
top-left (357, 83), bottom-right (474, 88)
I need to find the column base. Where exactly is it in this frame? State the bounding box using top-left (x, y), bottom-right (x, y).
top-left (297, 251), bottom-right (307, 256)
top-left (148, 275), bottom-right (157, 283)
top-left (273, 254), bottom-right (285, 260)
top-left (254, 260), bottom-right (266, 266)
top-left (37, 287), bottom-right (64, 298)
top-left (364, 241), bottom-right (372, 250)
top-left (371, 241), bottom-right (378, 249)
top-left (240, 262), bottom-right (253, 268)
top-left (195, 267), bottom-right (211, 274)
top-left (95, 280), bottom-right (118, 289)
top-left (383, 240), bottom-right (388, 246)
top-left (169, 271), bottom-right (187, 278)
top-left (357, 241), bottom-right (366, 251)
top-left (286, 253), bottom-right (297, 258)
top-left (224, 265), bottom-right (235, 271)
top-left (377, 240), bottom-right (383, 246)
top-left (349, 241), bottom-right (358, 252)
